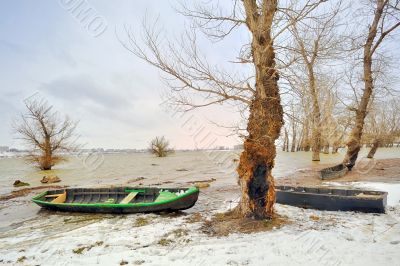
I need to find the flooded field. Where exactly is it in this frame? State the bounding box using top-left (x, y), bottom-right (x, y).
top-left (1, 147), bottom-right (399, 195)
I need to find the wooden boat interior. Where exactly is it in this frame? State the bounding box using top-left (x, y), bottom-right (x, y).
top-left (40, 187), bottom-right (186, 205)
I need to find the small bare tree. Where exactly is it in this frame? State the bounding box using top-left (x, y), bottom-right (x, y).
top-left (13, 98), bottom-right (79, 170)
top-left (149, 136), bottom-right (174, 157)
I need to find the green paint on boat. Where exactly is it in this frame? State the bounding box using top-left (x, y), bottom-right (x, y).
top-left (125, 189), bottom-right (146, 193)
top-left (32, 186), bottom-right (200, 213)
top-left (155, 191), bottom-right (179, 202)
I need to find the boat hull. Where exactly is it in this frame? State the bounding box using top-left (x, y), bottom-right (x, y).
top-left (32, 187), bottom-right (199, 214)
top-left (319, 163), bottom-right (348, 180)
top-left (276, 185), bottom-right (387, 213)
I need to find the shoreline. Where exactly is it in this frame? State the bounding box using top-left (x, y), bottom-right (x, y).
top-left (1, 157), bottom-right (399, 204)
top-left (278, 157), bottom-right (400, 187)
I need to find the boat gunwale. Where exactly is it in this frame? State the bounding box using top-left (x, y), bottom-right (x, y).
top-left (32, 187), bottom-right (199, 208)
top-left (276, 186), bottom-right (388, 200)
top-left (319, 163), bottom-right (349, 180)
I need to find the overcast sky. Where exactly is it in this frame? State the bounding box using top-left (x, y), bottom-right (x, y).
top-left (0, 0), bottom-right (244, 149)
top-left (1, 1), bottom-right (399, 150)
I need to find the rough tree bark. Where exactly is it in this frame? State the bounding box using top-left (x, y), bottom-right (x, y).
top-left (236, 0), bottom-right (283, 219)
top-left (343, 0), bottom-right (400, 170)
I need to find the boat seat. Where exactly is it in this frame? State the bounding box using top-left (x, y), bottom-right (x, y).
top-left (155, 191), bottom-right (176, 202)
top-left (120, 192), bottom-right (139, 204)
top-left (45, 194), bottom-right (63, 198)
top-left (49, 191), bottom-right (66, 203)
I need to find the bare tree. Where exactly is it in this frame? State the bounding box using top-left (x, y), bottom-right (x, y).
top-left (124, 0), bottom-right (328, 219)
top-left (298, 100), bottom-right (312, 151)
top-left (13, 98), bottom-right (79, 170)
top-left (363, 97), bottom-right (400, 158)
top-left (343, 0), bottom-right (400, 169)
top-left (149, 136), bottom-right (174, 157)
top-left (287, 1), bottom-right (343, 161)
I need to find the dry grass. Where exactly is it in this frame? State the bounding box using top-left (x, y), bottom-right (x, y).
top-left (184, 213), bottom-right (203, 223)
top-left (134, 217), bottom-right (150, 227)
top-left (120, 259), bottom-right (128, 265)
top-left (17, 256), bottom-right (27, 263)
top-left (192, 178), bottom-right (216, 183)
top-left (201, 210), bottom-right (290, 236)
top-left (165, 228), bottom-right (189, 238)
top-left (72, 247), bottom-right (86, 255)
top-left (72, 241), bottom-right (104, 254)
top-left (13, 180), bottom-right (30, 187)
top-left (194, 182), bottom-right (210, 188)
top-left (193, 178), bottom-right (217, 189)
top-left (158, 238), bottom-right (174, 246)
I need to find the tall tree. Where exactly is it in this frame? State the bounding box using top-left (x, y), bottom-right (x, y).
top-left (343, 0), bottom-right (400, 169)
top-left (288, 1), bottom-right (343, 161)
top-left (13, 98), bottom-right (79, 170)
top-left (125, 0), bottom-right (326, 219)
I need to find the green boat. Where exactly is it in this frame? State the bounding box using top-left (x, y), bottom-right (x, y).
top-left (32, 186), bottom-right (200, 213)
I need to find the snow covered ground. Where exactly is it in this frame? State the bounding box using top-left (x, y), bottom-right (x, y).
top-left (1, 152), bottom-right (399, 265)
top-left (1, 195), bottom-right (399, 266)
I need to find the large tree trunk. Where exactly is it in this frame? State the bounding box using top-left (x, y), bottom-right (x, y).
top-left (367, 139), bottom-right (379, 158)
top-left (237, 0), bottom-right (283, 219)
top-left (343, 0), bottom-right (386, 170)
top-left (343, 76), bottom-right (373, 169)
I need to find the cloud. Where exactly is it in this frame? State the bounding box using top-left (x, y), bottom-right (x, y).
top-left (41, 74), bottom-right (131, 108)
top-left (0, 1), bottom-right (243, 149)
